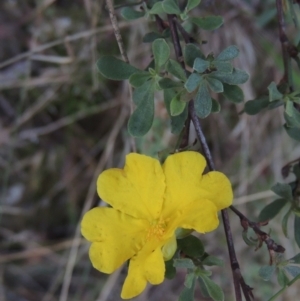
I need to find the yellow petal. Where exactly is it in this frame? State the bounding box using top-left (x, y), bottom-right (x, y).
top-left (200, 171), bottom-right (233, 210)
top-left (168, 199), bottom-right (219, 234)
top-left (81, 207), bottom-right (148, 273)
top-left (162, 151), bottom-right (206, 218)
top-left (144, 247), bottom-right (165, 284)
top-left (97, 153), bottom-right (165, 220)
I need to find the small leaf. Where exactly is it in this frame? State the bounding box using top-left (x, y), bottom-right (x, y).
top-left (177, 235), bottom-right (205, 257)
top-left (284, 265), bottom-right (300, 277)
top-left (277, 268), bottom-right (289, 287)
top-left (268, 82), bottom-right (283, 102)
top-left (193, 57), bottom-right (210, 73)
top-left (170, 95), bottom-right (186, 116)
top-left (121, 7), bottom-right (145, 20)
top-left (183, 43), bottom-right (205, 67)
top-left (97, 56), bottom-right (139, 80)
top-left (190, 16), bottom-right (224, 30)
top-left (211, 98), bottom-right (221, 113)
top-left (152, 39), bottom-right (170, 72)
top-left (194, 81), bottom-right (212, 118)
top-left (143, 32), bottom-right (164, 43)
top-left (289, 253), bottom-right (300, 264)
top-left (173, 258), bottom-right (196, 269)
top-left (185, 73), bottom-right (202, 92)
top-left (186, 0), bottom-right (201, 12)
top-left (215, 45), bottom-right (239, 61)
top-left (206, 77), bottom-right (224, 93)
top-left (223, 84), bottom-right (244, 103)
top-left (159, 78), bottom-right (183, 89)
top-left (132, 79), bottom-right (153, 105)
top-left (165, 259), bottom-right (176, 279)
top-left (129, 72), bottom-right (151, 88)
top-left (198, 275), bottom-right (224, 301)
top-left (258, 198), bottom-right (288, 222)
top-left (128, 80), bottom-right (155, 137)
top-left (259, 265), bottom-right (276, 281)
top-left (244, 96), bottom-right (269, 115)
top-left (213, 61), bottom-right (233, 73)
top-left (294, 215), bottom-right (300, 248)
top-left (202, 255), bottom-right (224, 267)
top-left (271, 183), bottom-right (293, 200)
top-left (198, 277), bottom-right (210, 298)
top-left (284, 123), bottom-right (300, 141)
top-left (166, 59), bottom-right (187, 81)
top-left (148, 2), bottom-right (165, 14)
top-left (184, 273), bottom-right (195, 288)
top-left (162, 0), bottom-right (181, 14)
top-left (178, 277), bottom-right (196, 301)
top-left (282, 209), bottom-right (292, 238)
top-left (285, 101), bottom-right (300, 127)
top-left (210, 68), bottom-right (249, 85)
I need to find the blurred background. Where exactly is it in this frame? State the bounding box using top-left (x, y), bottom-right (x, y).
top-left (1, 0), bottom-right (300, 300)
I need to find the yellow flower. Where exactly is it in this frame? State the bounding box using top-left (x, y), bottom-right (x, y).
top-left (81, 151), bottom-right (233, 299)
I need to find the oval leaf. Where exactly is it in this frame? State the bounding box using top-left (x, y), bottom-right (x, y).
top-left (129, 72), bottom-right (151, 88)
top-left (178, 277), bottom-right (196, 301)
top-left (185, 73), bottom-right (202, 92)
top-left (216, 45), bottom-right (239, 61)
top-left (210, 68), bottom-right (249, 85)
top-left (211, 98), bottom-right (221, 113)
top-left (198, 275), bottom-right (224, 301)
top-left (190, 16), bottom-right (223, 30)
top-left (170, 95), bottom-right (186, 116)
top-left (194, 82), bottom-right (212, 118)
top-left (152, 38), bottom-right (170, 71)
top-left (206, 77), bottom-right (224, 93)
top-left (202, 255), bottom-right (224, 267)
top-left (162, 0), bottom-right (181, 14)
top-left (165, 259), bottom-right (176, 279)
top-left (284, 123), bottom-right (300, 141)
top-left (193, 57), bottom-right (210, 73)
top-left (268, 81), bottom-right (283, 102)
top-left (177, 235), bottom-right (205, 257)
top-left (271, 183), bottom-right (293, 200)
top-left (294, 215), bottom-right (300, 248)
top-left (184, 43), bottom-right (205, 67)
top-left (223, 83), bottom-right (244, 103)
top-left (121, 7), bottom-right (145, 20)
top-left (244, 96), bottom-right (269, 115)
top-left (259, 265), bottom-right (276, 281)
top-left (159, 77), bottom-right (183, 89)
top-left (213, 60), bottom-right (233, 73)
top-left (284, 265), bottom-right (300, 278)
top-left (167, 59), bottom-right (187, 81)
top-left (258, 198), bottom-right (288, 222)
top-left (173, 258), bottom-right (195, 269)
top-left (277, 268), bottom-right (289, 287)
top-left (282, 209), bottom-right (292, 238)
top-left (97, 56), bottom-right (139, 80)
top-left (148, 2), bottom-right (165, 14)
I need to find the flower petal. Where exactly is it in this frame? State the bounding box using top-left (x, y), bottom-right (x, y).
top-left (144, 247), bottom-right (165, 284)
top-left (81, 207), bottom-right (148, 273)
top-left (162, 151), bottom-right (206, 217)
top-left (169, 199), bottom-right (219, 234)
top-left (199, 171), bottom-right (233, 210)
top-left (97, 153), bottom-right (165, 220)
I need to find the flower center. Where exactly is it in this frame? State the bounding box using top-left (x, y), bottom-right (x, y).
top-left (147, 217), bottom-right (168, 240)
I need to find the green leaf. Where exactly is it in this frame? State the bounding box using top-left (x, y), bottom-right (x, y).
top-left (202, 255), bottom-right (224, 267)
top-left (216, 45), bottom-right (239, 61)
top-left (177, 235), bottom-right (205, 257)
top-left (152, 38), bottom-right (170, 72)
top-left (258, 198), bottom-right (288, 222)
top-left (198, 277), bottom-right (210, 298)
top-left (277, 268), bottom-right (289, 287)
top-left (166, 59), bottom-right (187, 81)
top-left (159, 78), bottom-right (183, 89)
top-left (244, 96), bottom-right (269, 115)
top-left (206, 77), bottom-right (224, 93)
top-left (183, 43), bottom-right (205, 67)
top-left (285, 101), bottom-right (300, 127)
top-left (185, 73), bottom-right (202, 92)
top-left (173, 258), bottom-right (196, 269)
top-left (294, 215), bottom-right (300, 248)
top-left (143, 32), bottom-right (164, 43)
top-left (128, 80), bottom-right (155, 137)
top-left (133, 79), bottom-right (153, 105)
top-left (186, 0), bottom-right (201, 12)
top-left (210, 68), bottom-right (249, 85)
top-left (129, 72), bottom-right (151, 88)
top-left (289, 253), bottom-right (300, 264)
top-left (282, 209), bottom-right (292, 238)
top-left (223, 83), bottom-right (244, 103)
top-left (165, 259), bottom-right (176, 279)
top-left (184, 273), bottom-right (196, 288)
top-left (97, 56), bottom-right (139, 80)
top-left (178, 277), bottom-right (196, 301)
top-left (121, 7), bottom-right (145, 20)
top-left (148, 2), bottom-right (165, 14)
top-left (194, 81), bottom-right (212, 118)
top-left (285, 265), bottom-right (300, 278)
top-left (198, 275), bottom-right (224, 301)
top-left (193, 57), bottom-right (210, 73)
top-left (171, 95), bottom-right (186, 116)
top-left (164, 89), bottom-right (188, 135)
top-left (162, 0), bottom-right (181, 14)
top-left (268, 82), bottom-right (283, 102)
top-left (190, 16), bottom-right (223, 30)
top-left (211, 98), bottom-right (221, 113)
top-left (284, 123), bottom-right (300, 141)
top-left (213, 61), bottom-right (233, 73)
top-left (259, 265), bottom-right (276, 281)
top-left (271, 183), bottom-right (293, 200)
top-left (293, 164), bottom-right (300, 179)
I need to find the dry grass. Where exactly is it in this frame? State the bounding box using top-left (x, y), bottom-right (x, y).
top-left (1, 1), bottom-right (300, 301)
